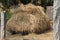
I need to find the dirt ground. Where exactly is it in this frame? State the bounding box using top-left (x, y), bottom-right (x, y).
top-left (4, 29), bottom-right (53, 40)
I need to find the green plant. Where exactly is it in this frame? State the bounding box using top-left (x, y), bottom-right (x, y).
top-left (47, 0), bottom-right (53, 6)
top-left (20, 0), bottom-right (31, 4)
top-left (6, 12), bottom-right (12, 21)
top-left (40, 0), bottom-right (53, 9)
top-left (0, 0), bottom-right (9, 9)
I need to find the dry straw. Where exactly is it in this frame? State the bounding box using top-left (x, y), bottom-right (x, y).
top-left (6, 4), bottom-right (51, 35)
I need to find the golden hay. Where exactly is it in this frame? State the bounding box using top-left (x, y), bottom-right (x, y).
top-left (6, 4), bottom-right (51, 35)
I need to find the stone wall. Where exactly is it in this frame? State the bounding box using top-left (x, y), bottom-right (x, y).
top-left (46, 6), bottom-right (53, 20)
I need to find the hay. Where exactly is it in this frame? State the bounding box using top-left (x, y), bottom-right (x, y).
top-left (6, 4), bottom-right (51, 35)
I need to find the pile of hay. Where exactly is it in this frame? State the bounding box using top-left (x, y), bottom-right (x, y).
top-left (6, 4), bottom-right (51, 35)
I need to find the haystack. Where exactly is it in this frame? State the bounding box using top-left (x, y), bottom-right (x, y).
top-left (6, 4), bottom-right (51, 35)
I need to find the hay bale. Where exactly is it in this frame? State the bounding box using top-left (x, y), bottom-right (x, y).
top-left (6, 4), bottom-right (51, 35)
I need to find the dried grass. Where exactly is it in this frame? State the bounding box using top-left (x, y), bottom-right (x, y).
top-left (6, 4), bottom-right (51, 35)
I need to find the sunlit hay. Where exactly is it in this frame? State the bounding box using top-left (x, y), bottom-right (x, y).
top-left (6, 4), bottom-right (51, 35)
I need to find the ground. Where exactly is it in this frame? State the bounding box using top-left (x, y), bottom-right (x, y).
top-left (4, 29), bottom-right (53, 40)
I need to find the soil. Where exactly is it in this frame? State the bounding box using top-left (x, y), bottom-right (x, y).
top-left (4, 30), bottom-right (53, 40)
